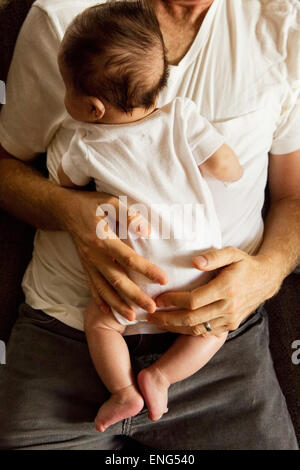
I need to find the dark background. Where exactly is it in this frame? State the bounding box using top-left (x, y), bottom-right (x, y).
top-left (0, 0), bottom-right (299, 444)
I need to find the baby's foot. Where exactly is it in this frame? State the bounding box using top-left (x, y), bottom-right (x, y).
top-left (95, 385), bottom-right (144, 432)
top-left (137, 367), bottom-right (169, 421)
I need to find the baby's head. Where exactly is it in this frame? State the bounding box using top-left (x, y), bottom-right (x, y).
top-left (58, 0), bottom-right (169, 123)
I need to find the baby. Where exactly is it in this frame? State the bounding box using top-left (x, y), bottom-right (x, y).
top-left (57, 0), bottom-right (243, 432)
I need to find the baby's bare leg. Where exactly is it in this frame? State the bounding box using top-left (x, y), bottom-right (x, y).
top-left (84, 299), bottom-right (144, 432)
top-left (138, 333), bottom-right (227, 421)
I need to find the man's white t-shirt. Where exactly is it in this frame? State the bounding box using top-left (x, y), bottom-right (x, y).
top-left (61, 98), bottom-right (225, 327)
top-left (0, 0), bottom-right (299, 333)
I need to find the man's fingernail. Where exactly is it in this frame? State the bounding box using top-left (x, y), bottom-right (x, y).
top-left (122, 307), bottom-right (133, 317)
top-left (145, 303), bottom-right (156, 313)
top-left (194, 255), bottom-right (208, 267)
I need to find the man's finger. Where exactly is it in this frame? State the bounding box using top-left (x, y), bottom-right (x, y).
top-left (148, 301), bottom-right (226, 328)
top-left (149, 313), bottom-right (228, 336)
top-left (99, 256), bottom-right (157, 313)
top-left (93, 196), bottom-right (166, 284)
top-left (102, 238), bottom-right (168, 285)
top-left (81, 260), bottom-right (110, 313)
top-left (81, 243), bottom-right (162, 313)
top-left (156, 276), bottom-right (228, 311)
top-left (150, 323), bottom-right (206, 335)
top-left (192, 246), bottom-right (245, 271)
top-left (88, 280), bottom-right (110, 314)
top-left (155, 291), bottom-right (191, 309)
top-left (196, 315), bottom-right (230, 333)
top-left (82, 261), bottom-right (136, 320)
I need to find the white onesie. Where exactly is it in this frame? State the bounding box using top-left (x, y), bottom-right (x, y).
top-left (61, 97), bottom-right (225, 327)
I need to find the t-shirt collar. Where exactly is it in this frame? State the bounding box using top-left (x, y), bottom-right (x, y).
top-left (168, 0), bottom-right (222, 71)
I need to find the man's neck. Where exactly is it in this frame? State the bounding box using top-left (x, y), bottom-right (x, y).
top-left (154, 0), bottom-right (214, 25)
top-left (152, 0), bottom-right (214, 65)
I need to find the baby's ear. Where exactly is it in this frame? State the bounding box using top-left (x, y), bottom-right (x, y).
top-left (88, 96), bottom-right (105, 121)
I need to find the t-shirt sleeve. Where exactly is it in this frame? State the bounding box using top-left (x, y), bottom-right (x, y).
top-left (0, 5), bottom-right (66, 160)
top-left (61, 129), bottom-right (92, 186)
top-left (269, 1), bottom-right (300, 155)
top-left (182, 98), bottom-right (226, 165)
top-left (270, 90), bottom-right (300, 155)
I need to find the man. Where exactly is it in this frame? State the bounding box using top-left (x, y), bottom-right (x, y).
top-left (0, 0), bottom-right (299, 449)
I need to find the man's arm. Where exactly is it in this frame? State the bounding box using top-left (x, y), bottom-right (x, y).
top-left (0, 145), bottom-right (67, 230)
top-left (0, 144), bottom-right (168, 317)
top-left (259, 149), bottom-right (300, 278)
top-left (150, 150), bottom-right (300, 335)
top-left (0, 2), bottom-right (168, 317)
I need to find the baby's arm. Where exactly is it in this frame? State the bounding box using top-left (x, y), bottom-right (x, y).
top-left (183, 99), bottom-right (243, 182)
top-left (200, 143), bottom-right (243, 182)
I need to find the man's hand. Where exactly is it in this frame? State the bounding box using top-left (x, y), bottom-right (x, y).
top-left (0, 147), bottom-right (168, 320)
top-left (150, 149), bottom-right (300, 335)
top-left (149, 246), bottom-right (281, 335)
top-left (58, 188), bottom-right (168, 320)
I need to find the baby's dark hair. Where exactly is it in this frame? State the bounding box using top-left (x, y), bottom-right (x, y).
top-left (59, 0), bottom-right (169, 113)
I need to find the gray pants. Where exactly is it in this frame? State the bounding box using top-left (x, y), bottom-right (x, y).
top-left (0, 303), bottom-right (298, 450)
